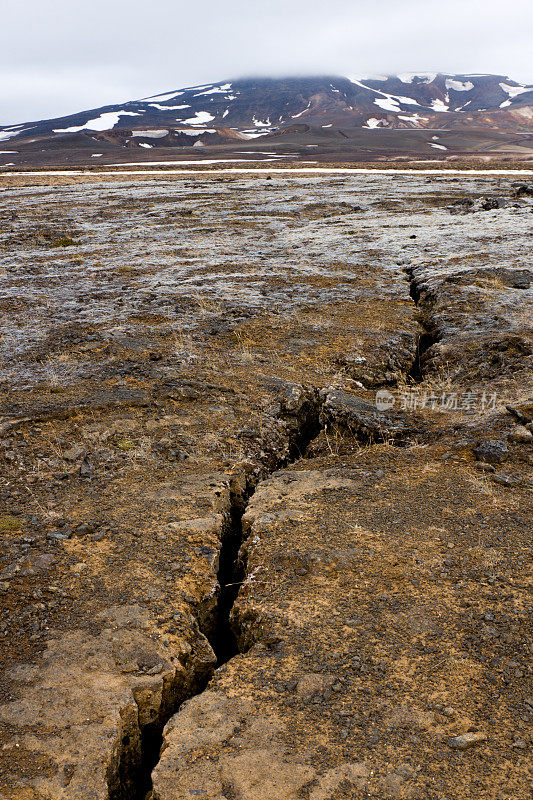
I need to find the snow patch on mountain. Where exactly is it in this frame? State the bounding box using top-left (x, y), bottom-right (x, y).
top-left (364, 118), bottom-right (383, 128)
top-left (242, 130), bottom-right (271, 139)
top-left (353, 75), bottom-right (388, 82)
top-left (352, 78), bottom-right (423, 113)
top-left (398, 113), bottom-right (429, 124)
top-left (429, 99), bottom-right (449, 113)
top-left (445, 78), bottom-right (474, 92)
top-left (500, 82), bottom-right (529, 98)
top-left (174, 128), bottom-right (216, 136)
top-left (54, 111), bottom-right (141, 133)
top-left (144, 90), bottom-right (184, 102)
top-left (292, 102), bottom-right (311, 119)
top-left (182, 111), bottom-right (216, 125)
top-left (398, 73), bottom-right (437, 84)
top-left (149, 104), bottom-right (191, 111)
top-left (132, 130), bottom-right (169, 138)
top-left (375, 98), bottom-right (401, 113)
top-left (194, 83), bottom-right (233, 96)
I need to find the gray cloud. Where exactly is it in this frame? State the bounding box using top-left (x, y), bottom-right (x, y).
top-left (1, 0), bottom-right (532, 124)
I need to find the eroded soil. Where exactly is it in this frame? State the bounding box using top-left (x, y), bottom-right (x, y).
top-left (0, 172), bottom-right (531, 800)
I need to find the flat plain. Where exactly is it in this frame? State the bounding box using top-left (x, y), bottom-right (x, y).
top-left (0, 171), bottom-right (531, 799)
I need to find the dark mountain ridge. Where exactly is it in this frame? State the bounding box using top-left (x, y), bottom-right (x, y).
top-left (1, 73), bottom-right (532, 166)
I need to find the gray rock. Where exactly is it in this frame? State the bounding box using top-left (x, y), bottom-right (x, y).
top-left (320, 389), bottom-right (414, 443)
top-left (79, 457), bottom-right (92, 478)
top-left (73, 523), bottom-right (94, 537)
top-left (63, 445), bottom-right (85, 461)
top-left (447, 732), bottom-right (487, 750)
top-left (492, 471), bottom-right (521, 487)
top-left (506, 404), bottom-right (531, 424)
top-left (472, 197), bottom-right (500, 212)
top-left (509, 426), bottom-right (533, 443)
top-left (473, 440), bottom-right (508, 464)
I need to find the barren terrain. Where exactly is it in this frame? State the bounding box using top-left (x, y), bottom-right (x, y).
top-left (0, 171), bottom-right (531, 799)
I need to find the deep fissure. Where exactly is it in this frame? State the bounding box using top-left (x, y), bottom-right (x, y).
top-left (108, 336), bottom-right (425, 800)
top-left (404, 265), bottom-right (441, 382)
top-left (110, 386), bottom-right (418, 798)
top-left (206, 494), bottom-right (250, 666)
top-left (109, 396), bottom-right (323, 800)
top-left (408, 327), bottom-right (440, 382)
top-left (131, 493), bottom-right (250, 800)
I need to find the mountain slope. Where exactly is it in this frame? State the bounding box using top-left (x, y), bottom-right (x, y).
top-left (1, 73), bottom-right (532, 166)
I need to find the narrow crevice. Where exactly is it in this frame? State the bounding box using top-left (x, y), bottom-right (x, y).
top-left (408, 327), bottom-right (441, 383)
top-left (108, 364), bottom-right (429, 797)
top-left (404, 266), bottom-right (441, 383)
top-left (136, 669), bottom-right (213, 800)
top-left (121, 491), bottom-right (252, 800)
top-left (206, 392), bottom-right (322, 666)
top-left (405, 265), bottom-right (422, 306)
top-left (204, 492), bottom-right (251, 666)
top-left (108, 660), bottom-right (214, 800)
top-left (107, 393), bottom-right (324, 800)
top-left (286, 399), bottom-right (322, 461)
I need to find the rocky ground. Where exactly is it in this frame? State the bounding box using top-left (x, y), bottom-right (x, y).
top-left (0, 171), bottom-right (531, 799)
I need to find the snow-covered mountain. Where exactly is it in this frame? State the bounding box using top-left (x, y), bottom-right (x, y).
top-left (1, 73), bottom-right (532, 144)
top-left (1, 73), bottom-right (532, 167)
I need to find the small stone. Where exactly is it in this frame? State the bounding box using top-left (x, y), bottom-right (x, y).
top-left (506, 404), bottom-right (530, 424)
top-left (473, 196), bottom-right (500, 212)
top-left (475, 462), bottom-right (495, 473)
top-left (146, 662), bottom-right (164, 675)
top-left (79, 458), bottom-right (92, 478)
top-left (509, 426), bottom-right (533, 443)
top-left (63, 445), bottom-right (84, 461)
top-left (396, 764), bottom-right (415, 777)
top-left (384, 774), bottom-right (404, 798)
top-left (73, 523), bottom-right (93, 537)
top-left (492, 471), bottom-right (521, 487)
top-left (447, 732), bottom-right (487, 750)
top-left (474, 440), bottom-right (508, 464)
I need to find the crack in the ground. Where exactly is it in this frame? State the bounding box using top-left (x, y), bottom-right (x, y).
top-left (107, 392), bottom-right (323, 800)
top-left (107, 373), bottom-right (424, 799)
top-left (104, 363), bottom-right (427, 800)
top-left (404, 265), bottom-right (442, 382)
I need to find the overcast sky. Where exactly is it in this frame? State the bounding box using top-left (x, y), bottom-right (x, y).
top-left (1, 0), bottom-right (532, 124)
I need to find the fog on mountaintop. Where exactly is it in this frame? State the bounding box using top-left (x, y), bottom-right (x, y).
top-left (0, 0), bottom-right (532, 123)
